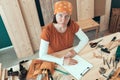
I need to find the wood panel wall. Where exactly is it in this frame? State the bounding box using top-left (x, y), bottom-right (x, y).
top-left (0, 0), bottom-right (33, 58)
top-left (18, 0), bottom-right (41, 51)
top-left (77, 0), bottom-right (94, 20)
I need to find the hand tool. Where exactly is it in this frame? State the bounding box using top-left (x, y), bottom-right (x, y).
top-left (107, 69), bottom-right (115, 80)
top-left (99, 67), bottom-right (107, 78)
top-left (105, 59), bottom-right (110, 69)
top-left (101, 36), bottom-right (116, 53)
top-left (109, 57), bottom-right (112, 64)
top-left (89, 39), bottom-right (103, 48)
top-left (115, 59), bottom-right (119, 69)
top-left (47, 69), bottom-right (53, 80)
top-left (103, 57), bottom-right (106, 65)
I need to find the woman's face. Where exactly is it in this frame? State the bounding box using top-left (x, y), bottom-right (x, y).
top-left (56, 12), bottom-right (70, 26)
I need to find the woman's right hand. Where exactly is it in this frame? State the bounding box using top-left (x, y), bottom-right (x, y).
top-left (63, 57), bottom-right (78, 65)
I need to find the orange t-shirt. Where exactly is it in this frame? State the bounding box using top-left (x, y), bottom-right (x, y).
top-left (41, 20), bottom-right (79, 54)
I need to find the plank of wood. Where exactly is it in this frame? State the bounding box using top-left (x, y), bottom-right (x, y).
top-left (94, 0), bottom-right (106, 17)
top-left (100, 0), bottom-right (112, 31)
top-left (18, 0), bottom-right (41, 51)
top-left (77, 0), bottom-right (94, 20)
top-left (0, 63), bottom-right (1, 80)
top-left (1, 69), bottom-right (5, 80)
top-left (0, 0), bottom-right (33, 58)
top-left (109, 15), bottom-right (119, 33)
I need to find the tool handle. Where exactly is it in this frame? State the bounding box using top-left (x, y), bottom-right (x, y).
top-left (97, 39), bottom-right (103, 43)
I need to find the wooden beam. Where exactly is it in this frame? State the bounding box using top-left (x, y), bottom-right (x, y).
top-left (1, 69), bottom-right (5, 80)
top-left (100, 0), bottom-right (112, 31)
top-left (77, 0), bottom-right (94, 20)
top-left (0, 0), bottom-right (33, 58)
top-left (18, 0), bottom-right (41, 51)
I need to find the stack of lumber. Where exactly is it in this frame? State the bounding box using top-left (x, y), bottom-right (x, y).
top-left (0, 0), bottom-right (41, 58)
top-left (109, 8), bottom-right (120, 33)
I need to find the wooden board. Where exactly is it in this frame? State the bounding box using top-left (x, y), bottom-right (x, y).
top-left (0, 63), bottom-right (1, 80)
top-left (0, 0), bottom-right (33, 58)
top-left (100, 0), bottom-right (112, 31)
top-left (77, 0), bottom-right (94, 20)
top-left (94, 0), bottom-right (106, 17)
top-left (109, 8), bottom-right (120, 33)
top-left (1, 69), bottom-right (5, 80)
top-left (18, 0), bottom-right (41, 51)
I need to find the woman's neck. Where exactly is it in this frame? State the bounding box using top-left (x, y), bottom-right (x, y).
top-left (53, 23), bottom-right (67, 33)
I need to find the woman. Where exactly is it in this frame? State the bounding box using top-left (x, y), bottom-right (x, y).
top-left (39, 1), bottom-right (89, 66)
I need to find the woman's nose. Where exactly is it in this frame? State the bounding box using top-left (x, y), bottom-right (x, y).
top-left (61, 16), bottom-right (66, 21)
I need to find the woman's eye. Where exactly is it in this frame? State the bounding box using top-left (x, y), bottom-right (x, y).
top-left (59, 14), bottom-right (62, 17)
top-left (65, 15), bottom-right (70, 18)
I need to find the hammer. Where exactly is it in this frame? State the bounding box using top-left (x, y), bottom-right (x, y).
top-left (101, 36), bottom-right (116, 53)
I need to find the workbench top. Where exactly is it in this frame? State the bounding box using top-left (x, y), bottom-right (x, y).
top-left (7, 32), bottom-right (120, 80)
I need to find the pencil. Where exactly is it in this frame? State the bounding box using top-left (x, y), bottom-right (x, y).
top-left (54, 68), bottom-right (70, 75)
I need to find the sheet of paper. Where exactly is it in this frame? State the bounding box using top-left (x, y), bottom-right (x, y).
top-left (60, 55), bottom-right (93, 80)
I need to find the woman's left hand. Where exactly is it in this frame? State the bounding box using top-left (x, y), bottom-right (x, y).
top-left (64, 49), bottom-right (77, 58)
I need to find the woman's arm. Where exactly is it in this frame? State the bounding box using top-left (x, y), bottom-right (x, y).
top-left (73, 28), bottom-right (89, 53)
top-left (39, 39), bottom-right (64, 65)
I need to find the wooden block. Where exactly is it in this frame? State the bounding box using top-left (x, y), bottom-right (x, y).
top-left (18, 0), bottom-right (41, 51)
top-left (0, 0), bottom-right (34, 58)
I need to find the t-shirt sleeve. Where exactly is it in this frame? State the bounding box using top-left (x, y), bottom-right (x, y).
top-left (71, 21), bottom-right (80, 33)
top-left (40, 27), bottom-right (50, 42)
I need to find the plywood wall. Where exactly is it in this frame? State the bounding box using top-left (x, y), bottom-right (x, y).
top-left (0, 0), bottom-right (33, 58)
top-left (77, 0), bottom-right (94, 20)
top-left (18, 0), bottom-right (41, 51)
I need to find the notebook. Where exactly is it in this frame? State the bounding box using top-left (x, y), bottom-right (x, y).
top-left (60, 55), bottom-right (93, 80)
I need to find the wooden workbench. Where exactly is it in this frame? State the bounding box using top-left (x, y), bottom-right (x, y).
top-left (7, 32), bottom-right (120, 80)
top-left (52, 32), bottom-right (120, 80)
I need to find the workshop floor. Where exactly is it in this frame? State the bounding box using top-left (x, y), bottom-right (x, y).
top-left (0, 30), bottom-right (111, 68)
